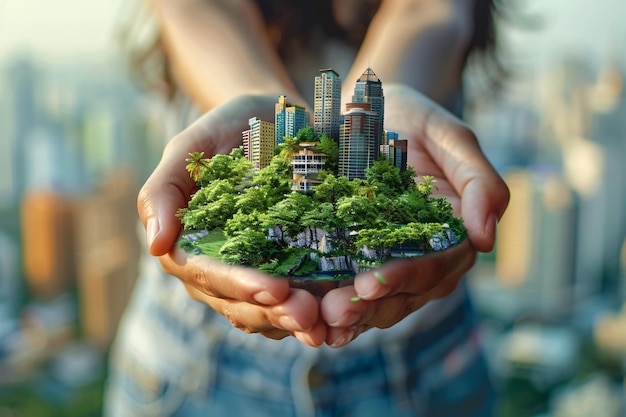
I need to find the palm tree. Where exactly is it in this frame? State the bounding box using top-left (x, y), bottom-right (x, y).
top-left (356, 181), bottom-right (378, 201)
top-left (186, 152), bottom-right (210, 186)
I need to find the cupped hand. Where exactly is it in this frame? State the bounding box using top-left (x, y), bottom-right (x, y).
top-left (137, 95), bottom-right (325, 347)
top-left (321, 84), bottom-right (509, 347)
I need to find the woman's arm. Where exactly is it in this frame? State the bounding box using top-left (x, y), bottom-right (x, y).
top-left (344, 0), bottom-right (475, 104)
top-left (148, 0), bottom-right (307, 111)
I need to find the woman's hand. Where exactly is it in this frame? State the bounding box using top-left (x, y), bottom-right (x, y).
top-left (137, 95), bottom-right (325, 347)
top-left (321, 84), bottom-right (510, 347)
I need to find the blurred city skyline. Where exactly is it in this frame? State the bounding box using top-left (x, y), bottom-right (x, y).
top-left (1, 1), bottom-right (625, 416)
top-left (1, 0), bottom-right (625, 67)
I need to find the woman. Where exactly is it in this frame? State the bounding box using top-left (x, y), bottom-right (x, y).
top-left (105, 1), bottom-right (510, 416)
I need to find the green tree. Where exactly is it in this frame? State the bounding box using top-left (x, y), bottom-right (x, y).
top-left (224, 209), bottom-right (267, 237)
top-left (264, 192), bottom-right (311, 242)
top-left (366, 158), bottom-right (404, 197)
top-left (187, 179), bottom-right (235, 210)
top-left (185, 151), bottom-right (210, 185)
top-left (315, 134), bottom-right (339, 174)
top-left (336, 196), bottom-right (378, 230)
top-left (301, 201), bottom-right (335, 248)
top-left (219, 230), bottom-right (274, 266)
top-left (355, 179), bottom-right (378, 201)
top-left (295, 126), bottom-right (317, 142)
top-left (234, 187), bottom-right (268, 214)
top-left (182, 193), bottom-right (236, 230)
top-left (417, 175), bottom-right (437, 198)
top-left (313, 174), bottom-right (355, 208)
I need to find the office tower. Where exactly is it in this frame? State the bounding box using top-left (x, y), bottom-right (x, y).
top-left (314, 69), bottom-right (342, 141)
top-left (389, 139), bottom-right (408, 171)
top-left (339, 103), bottom-right (378, 180)
top-left (242, 129), bottom-right (251, 161)
top-left (275, 96), bottom-right (309, 145)
top-left (21, 191), bottom-right (76, 299)
top-left (247, 117), bottom-right (275, 170)
top-left (379, 131), bottom-right (408, 171)
top-left (495, 169), bottom-right (576, 316)
top-left (351, 67), bottom-right (384, 145)
top-left (74, 171), bottom-right (140, 349)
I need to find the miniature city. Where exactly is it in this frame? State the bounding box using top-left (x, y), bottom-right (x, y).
top-left (178, 68), bottom-right (466, 280)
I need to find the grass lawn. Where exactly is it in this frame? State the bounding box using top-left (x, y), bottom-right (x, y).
top-left (194, 228), bottom-right (227, 259)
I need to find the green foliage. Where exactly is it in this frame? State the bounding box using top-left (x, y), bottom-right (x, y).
top-left (224, 209), bottom-right (267, 237)
top-left (178, 146), bottom-right (465, 277)
top-left (219, 229), bottom-right (276, 265)
top-left (417, 175), bottom-right (436, 197)
top-left (315, 134), bottom-right (339, 174)
top-left (185, 151), bottom-right (211, 184)
top-left (335, 195), bottom-right (378, 230)
top-left (313, 174), bottom-right (355, 207)
top-left (295, 126), bottom-right (318, 142)
top-left (366, 158), bottom-right (404, 196)
top-left (264, 192), bottom-right (311, 241)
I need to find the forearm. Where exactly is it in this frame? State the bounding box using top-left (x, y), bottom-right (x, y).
top-left (149, 0), bottom-right (305, 111)
top-left (344, 0), bottom-right (475, 105)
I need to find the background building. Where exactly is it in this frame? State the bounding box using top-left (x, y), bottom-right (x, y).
top-left (313, 68), bottom-right (342, 141)
top-left (339, 103), bottom-right (378, 180)
top-left (351, 67), bottom-right (384, 146)
top-left (275, 95), bottom-right (309, 145)
top-left (246, 116), bottom-right (275, 170)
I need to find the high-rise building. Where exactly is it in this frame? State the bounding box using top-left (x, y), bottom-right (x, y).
top-left (314, 69), bottom-right (342, 141)
top-left (275, 96), bottom-right (309, 145)
top-left (247, 117), bottom-right (275, 170)
top-left (379, 131), bottom-right (407, 171)
top-left (20, 190), bottom-right (76, 299)
top-left (241, 128), bottom-right (251, 161)
top-left (351, 67), bottom-right (384, 145)
top-left (74, 170), bottom-right (140, 349)
top-left (339, 103), bottom-right (378, 180)
top-left (495, 169), bottom-right (576, 316)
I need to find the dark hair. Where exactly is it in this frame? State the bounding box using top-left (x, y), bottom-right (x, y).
top-left (120, 0), bottom-right (502, 98)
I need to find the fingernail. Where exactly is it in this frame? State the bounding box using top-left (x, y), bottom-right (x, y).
top-left (279, 315), bottom-right (304, 332)
top-left (328, 310), bottom-right (360, 328)
top-left (357, 276), bottom-right (391, 300)
top-left (330, 328), bottom-right (355, 348)
top-left (146, 218), bottom-right (159, 249)
top-left (253, 290), bottom-right (280, 305)
top-left (485, 212), bottom-right (498, 242)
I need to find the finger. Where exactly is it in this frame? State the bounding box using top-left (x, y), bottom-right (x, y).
top-left (322, 285), bottom-right (429, 329)
top-left (267, 288), bottom-right (321, 332)
top-left (293, 319), bottom-right (327, 348)
top-left (185, 284), bottom-right (278, 334)
top-left (353, 239), bottom-right (475, 301)
top-left (137, 114), bottom-right (245, 256)
top-left (164, 247), bottom-right (291, 306)
top-left (420, 112), bottom-right (510, 252)
top-left (384, 85), bottom-right (509, 252)
top-left (186, 284), bottom-right (322, 344)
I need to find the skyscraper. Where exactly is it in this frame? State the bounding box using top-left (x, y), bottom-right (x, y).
top-left (247, 117), bottom-right (275, 170)
top-left (339, 103), bottom-right (378, 180)
top-left (275, 96), bottom-right (309, 145)
top-left (351, 67), bottom-right (384, 145)
top-left (314, 69), bottom-right (342, 141)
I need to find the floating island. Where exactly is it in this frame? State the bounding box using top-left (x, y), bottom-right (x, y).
top-left (177, 131), bottom-right (466, 282)
top-left (177, 67), bottom-right (466, 283)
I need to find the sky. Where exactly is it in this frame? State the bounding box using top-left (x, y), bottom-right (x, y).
top-left (0, 0), bottom-right (126, 62)
top-left (0, 0), bottom-right (624, 66)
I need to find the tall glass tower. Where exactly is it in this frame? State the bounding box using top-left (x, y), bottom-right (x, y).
top-left (351, 67), bottom-right (384, 145)
top-left (314, 68), bottom-right (342, 141)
